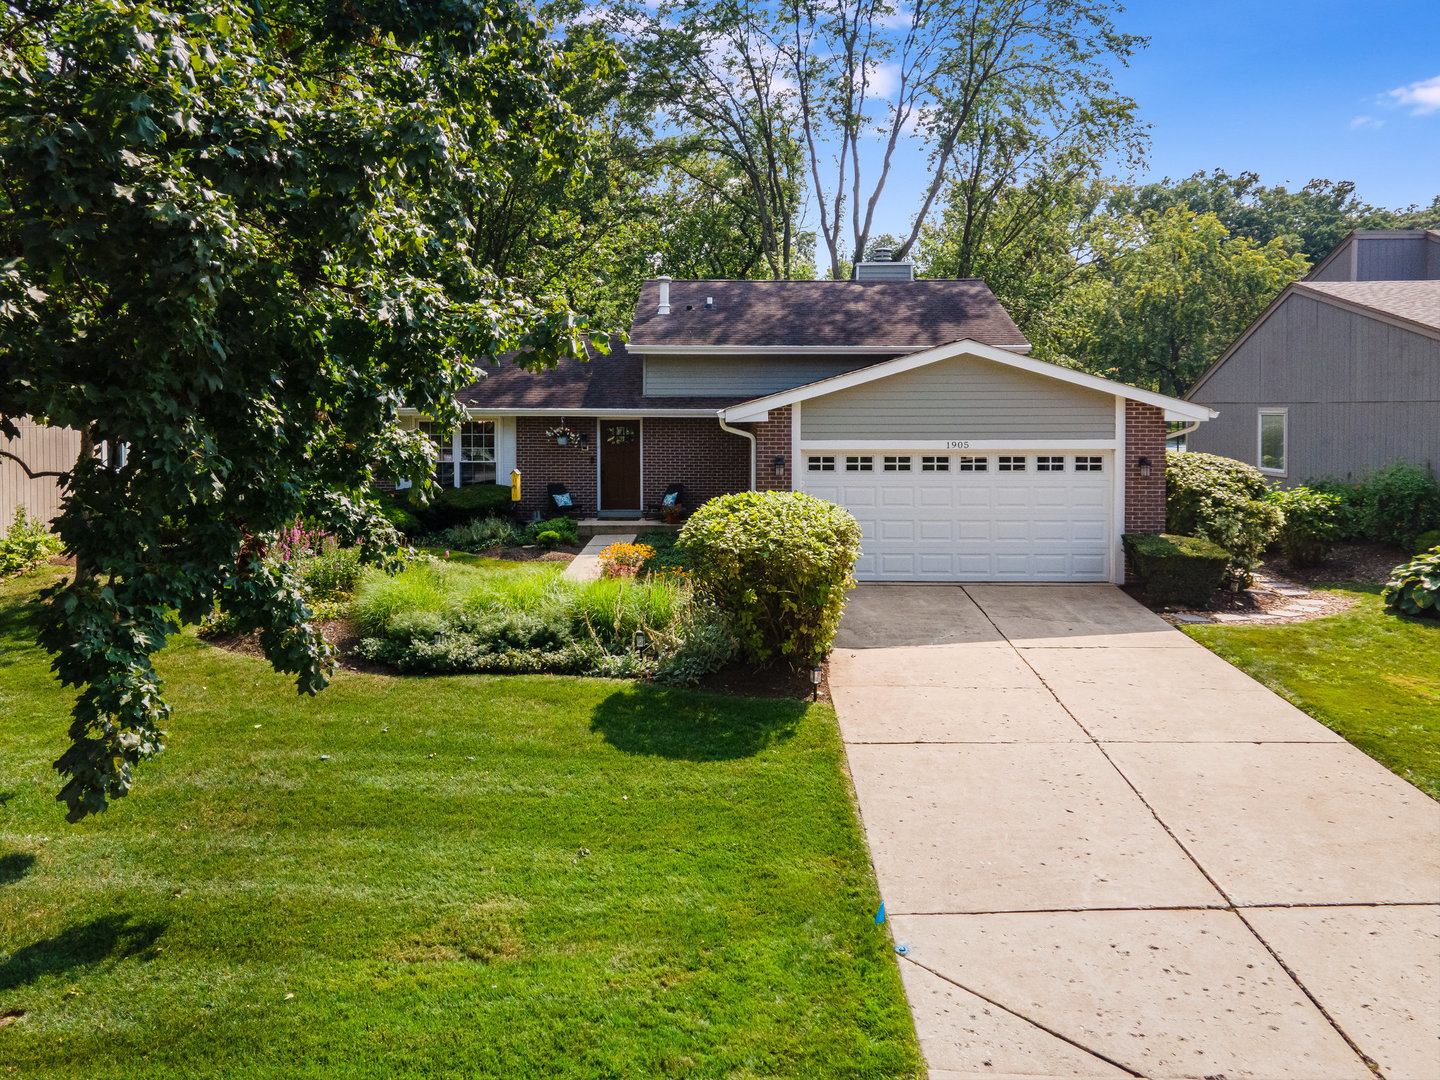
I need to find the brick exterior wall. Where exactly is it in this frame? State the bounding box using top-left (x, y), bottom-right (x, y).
top-left (749, 405), bottom-right (793, 493)
top-left (642, 417), bottom-right (751, 513)
top-left (1124, 400), bottom-right (1168, 578)
top-left (514, 416), bottom-right (599, 518)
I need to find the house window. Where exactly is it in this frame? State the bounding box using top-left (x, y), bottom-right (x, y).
top-left (845, 455), bottom-right (874, 472)
top-left (998, 455), bottom-right (1026, 471)
top-left (807, 455), bottom-right (836, 472)
top-left (921, 455), bottom-right (949, 472)
top-left (1036, 455), bottom-right (1064, 472)
top-left (1259, 409), bottom-right (1287, 474)
top-left (418, 421), bottom-right (456, 487)
top-left (883, 455), bottom-right (912, 472)
top-left (958, 456), bottom-right (987, 471)
top-left (459, 421), bottom-right (496, 485)
top-left (1074, 456), bottom-right (1103, 472)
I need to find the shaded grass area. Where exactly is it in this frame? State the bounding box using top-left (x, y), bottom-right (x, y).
top-left (0, 570), bottom-right (920, 1079)
top-left (1184, 586), bottom-right (1440, 799)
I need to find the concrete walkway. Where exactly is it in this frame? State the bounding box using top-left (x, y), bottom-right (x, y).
top-left (830, 584), bottom-right (1440, 1080)
top-left (560, 532), bottom-right (635, 582)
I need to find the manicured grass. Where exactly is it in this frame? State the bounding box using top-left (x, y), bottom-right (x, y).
top-left (1184, 586), bottom-right (1440, 799)
top-left (0, 570), bottom-right (920, 1079)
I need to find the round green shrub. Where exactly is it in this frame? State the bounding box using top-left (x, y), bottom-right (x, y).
top-left (1268, 487), bottom-right (1342, 567)
top-left (535, 529), bottom-right (562, 548)
top-left (380, 503), bottom-right (423, 535)
top-left (679, 491), bottom-right (861, 665)
top-left (1360, 463), bottom-right (1440, 549)
top-left (1413, 530), bottom-right (1440, 556)
top-left (1165, 451), bottom-right (1282, 585)
top-left (1382, 548), bottom-right (1440, 619)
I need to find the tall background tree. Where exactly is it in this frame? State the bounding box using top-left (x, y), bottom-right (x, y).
top-left (0, 0), bottom-right (611, 818)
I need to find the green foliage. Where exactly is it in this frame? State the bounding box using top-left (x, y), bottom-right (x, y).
top-left (1303, 479), bottom-right (1369, 541)
top-left (431, 484), bottom-right (516, 527)
top-left (351, 559), bottom-right (735, 683)
top-left (380, 503), bottom-right (423, 536)
top-left (1268, 487), bottom-right (1343, 567)
top-left (297, 546), bottom-right (365, 603)
top-left (1165, 452), bottom-right (1283, 585)
top-left (1123, 533), bottom-right (1230, 608)
top-left (535, 530), bottom-right (563, 548)
top-left (1414, 531), bottom-right (1440, 556)
top-left (0, 505), bottom-right (63, 578)
top-left (1358, 463), bottom-right (1440, 549)
top-left (636, 531), bottom-right (691, 575)
top-left (680, 491), bottom-right (861, 665)
top-left (442, 516), bottom-right (518, 551)
top-left (0, 0), bottom-right (614, 818)
top-left (1383, 549), bottom-right (1440, 619)
top-left (520, 516), bottom-right (580, 545)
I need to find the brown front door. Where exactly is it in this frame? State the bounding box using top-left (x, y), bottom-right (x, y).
top-left (599, 420), bottom-right (641, 512)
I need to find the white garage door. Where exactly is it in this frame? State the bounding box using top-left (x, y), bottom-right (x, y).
top-left (801, 451), bottom-right (1114, 582)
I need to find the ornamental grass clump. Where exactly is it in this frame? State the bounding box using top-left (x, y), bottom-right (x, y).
top-left (680, 491), bottom-right (861, 665)
top-left (1383, 547), bottom-right (1440, 619)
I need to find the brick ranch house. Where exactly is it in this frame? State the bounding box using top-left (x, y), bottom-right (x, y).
top-left (399, 257), bottom-right (1215, 583)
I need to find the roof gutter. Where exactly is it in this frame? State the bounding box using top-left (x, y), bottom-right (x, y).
top-left (717, 411), bottom-right (756, 491)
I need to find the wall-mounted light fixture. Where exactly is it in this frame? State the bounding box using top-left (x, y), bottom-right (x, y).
top-left (1137, 455), bottom-right (1152, 479)
top-left (773, 455), bottom-right (786, 478)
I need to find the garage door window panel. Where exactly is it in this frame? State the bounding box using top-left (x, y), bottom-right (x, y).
top-left (998, 455), bottom-right (1026, 471)
top-left (921, 455), bottom-right (950, 472)
top-left (958, 456), bottom-right (988, 471)
top-left (845, 455), bottom-right (874, 472)
top-left (1074, 456), bottom-right (1103, 472)
top-left (1037, 455), bottom-right (1064, 472)
top-left (883, 455), bottom-right (912, 472)
top-left (808, 455), bottom-right (836, 472)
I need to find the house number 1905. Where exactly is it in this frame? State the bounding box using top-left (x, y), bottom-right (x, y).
top-left (945, 440), bottom-right (970, 449)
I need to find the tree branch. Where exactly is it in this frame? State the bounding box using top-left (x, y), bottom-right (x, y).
top-left (0, 447), bottom-right (66, 479)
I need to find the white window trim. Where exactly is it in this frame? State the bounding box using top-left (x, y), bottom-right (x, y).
top-left (1257, 408), bottom-right (1288, 477)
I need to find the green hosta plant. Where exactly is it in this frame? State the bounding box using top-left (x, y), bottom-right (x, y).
top-left (1268, 487), bottom-right (1343, 567)
top-left (680, 491), bottom-right (861, 665)
top-left (1382, 548), bottom-right (1440, 619)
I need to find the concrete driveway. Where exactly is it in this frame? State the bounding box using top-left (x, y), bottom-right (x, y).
top-left (831, 584), bottom-right (1440, 1080)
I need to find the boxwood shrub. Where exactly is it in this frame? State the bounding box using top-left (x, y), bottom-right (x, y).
top-left (1123, 533), bottom-right (1230, 608)
top-left (1165, 451), bottom-right (1282, 585)
top-left (679, 491), bottom-right (861, 665)
top-left (1382, 548), bottom-right (1440, 619)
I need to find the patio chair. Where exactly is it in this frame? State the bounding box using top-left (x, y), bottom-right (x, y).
top-left (547, 483), bottom-right (579, 517)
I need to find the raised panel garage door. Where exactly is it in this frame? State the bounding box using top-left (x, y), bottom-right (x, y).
top-left (801, 452), bottom-right (1114, 582)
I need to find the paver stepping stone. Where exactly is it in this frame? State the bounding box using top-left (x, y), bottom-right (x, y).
top-left (1242, 905), bottom-right (1440, 1080)
top-left (1107, 742), bottom-right (1440, 906)
top-left (889, 909), bottom-right (1373, 1080)
top-left (845, 742), bottom-right (1222, 913)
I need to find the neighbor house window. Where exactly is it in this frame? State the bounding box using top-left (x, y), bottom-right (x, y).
top-left (1074, 456), bottom-right (1103, 472)
top-left (808, 455), bottom-right (835, 472)
top-left (958, 456), bottom-right (987, 471)
top-left (998, 455), bottom-right (1026, 471)
top-left (1036, 455), bottom-right (1064, 472)
top-left (1258, 409), bottom-right (1287, 474)
top-left (921, 455), bottom-right (949, 472)
top-left (845, 455), bottom-right (874, 472)
top-left (883, 455), bottom-right (912, 472)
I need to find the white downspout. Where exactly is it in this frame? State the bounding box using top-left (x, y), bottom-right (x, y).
top-left (718, 411), bottom-right (756, 491)
top-left (1169, 419), bottom-right (1201, 444)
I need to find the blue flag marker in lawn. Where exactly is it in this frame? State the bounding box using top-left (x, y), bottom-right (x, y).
top-left (875, 901), bottom-right (885, 924)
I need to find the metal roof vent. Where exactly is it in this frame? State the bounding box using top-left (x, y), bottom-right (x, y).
top-left (854, 253), bottom-right (914, 281)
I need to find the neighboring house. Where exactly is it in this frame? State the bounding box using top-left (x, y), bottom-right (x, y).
top-left (1186, 230), bottom-right (1440, 483)
top-left (0, 417), bottom-right (81, 526)
top-left (405, 258), bottom-right (1213, 583)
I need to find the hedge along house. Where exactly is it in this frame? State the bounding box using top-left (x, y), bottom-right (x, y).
top-left (401, 257), bottom-right (1214, 583)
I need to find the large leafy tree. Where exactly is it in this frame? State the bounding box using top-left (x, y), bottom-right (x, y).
top-left (0, 0), bottom-right (610, 819)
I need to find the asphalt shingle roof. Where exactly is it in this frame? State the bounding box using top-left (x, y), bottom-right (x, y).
top-left (1297, 280), bottom-right (1440, 333)
top-left (628, 279), bottom-right (1029, 350)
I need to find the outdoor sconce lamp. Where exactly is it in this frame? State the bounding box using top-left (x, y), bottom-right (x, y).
top-left (809, 664), bottom-right (823, 700)
top-left (773, 454), bottom-right (786, 478)
top-left (1137, 455), bottom-right (1152, 479)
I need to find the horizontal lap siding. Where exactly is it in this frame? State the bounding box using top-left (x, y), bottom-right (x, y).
top-left (799, 355), bottom-right (1115, 441)
top-left (643, 355), bottom-right (880, 398)
top-left (1, 418), bottom-right (81, 525)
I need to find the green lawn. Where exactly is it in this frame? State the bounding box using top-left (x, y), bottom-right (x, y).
top-left (1184, 586), bottom-right (1440, 799)
top-left (0, 570), bottom-right (920, 1079)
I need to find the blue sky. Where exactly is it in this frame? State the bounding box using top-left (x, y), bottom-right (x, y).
top-left (863, 0), bottom-right (1440, 240)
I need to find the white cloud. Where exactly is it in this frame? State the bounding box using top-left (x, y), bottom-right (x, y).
top-left (863, 61), bottom-right (900, 99)
top-left (1388, 73), bottom-right (1440, 115)
top-left (1350, 114), bottom-right (1384, 130)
